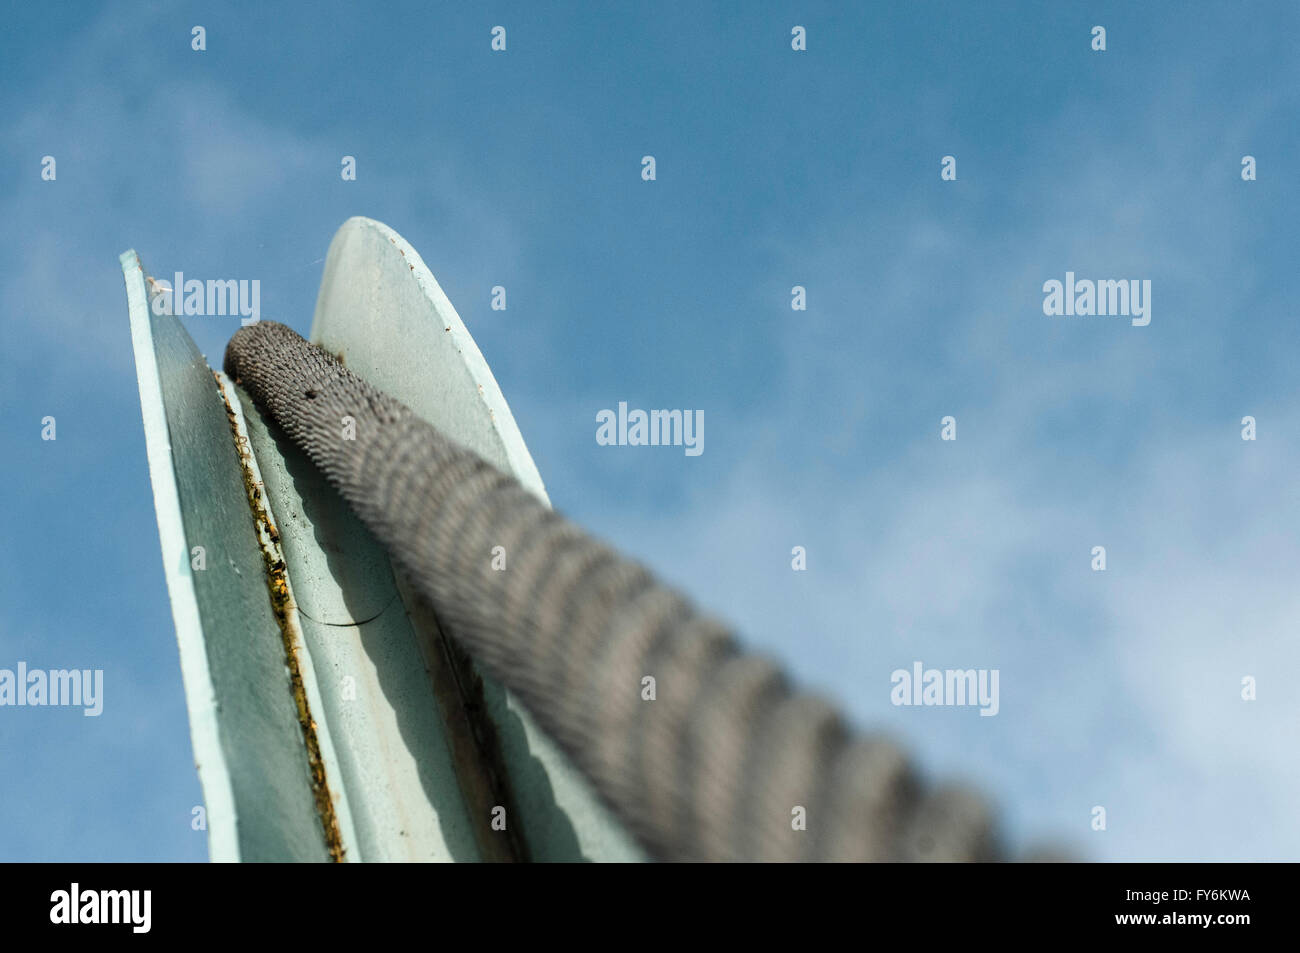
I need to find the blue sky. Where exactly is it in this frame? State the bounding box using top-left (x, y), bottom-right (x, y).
top-left (1, 1), bottom-right (1297, 861)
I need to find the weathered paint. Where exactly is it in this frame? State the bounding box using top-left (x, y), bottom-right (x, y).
top-left (213, 370), bottom-right (356, 862)
top-left (233, 385), bottom-right (489, 861)
top-left (122, 250), bottom-right (338, 862)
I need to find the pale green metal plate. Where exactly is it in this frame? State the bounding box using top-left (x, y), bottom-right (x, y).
top-left (311, 217), bottom-right (643, 862)
top-left (122, 250), bottom-right (342, 862)
top-left (123, 217), bottom-right (644, 862)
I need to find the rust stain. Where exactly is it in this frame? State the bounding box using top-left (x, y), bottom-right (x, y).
top-left (215, 371), bottom-right (346, 862)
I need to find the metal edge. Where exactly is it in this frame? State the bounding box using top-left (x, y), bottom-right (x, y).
top-left (121, 249), bottom-right (240, 862)
top-left (311, 215), bottom-right (548, 502)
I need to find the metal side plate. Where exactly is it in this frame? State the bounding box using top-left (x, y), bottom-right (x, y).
top-left (125, 218), bottom-right (642, 861)
top-left (122, 250), bottom-right (354, 862)
top-left (310, 217), bottom-right (643, 861)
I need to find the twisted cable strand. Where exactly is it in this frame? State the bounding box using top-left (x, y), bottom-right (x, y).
top-left (224, 321), bottom-right (1003, 863)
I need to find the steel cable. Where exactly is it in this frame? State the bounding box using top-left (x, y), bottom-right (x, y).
top-left (224, 321), bottom-right (1004, 863)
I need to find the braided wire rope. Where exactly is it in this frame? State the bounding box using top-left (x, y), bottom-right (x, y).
top-left (224, 321), bottom-right (1004, 863)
